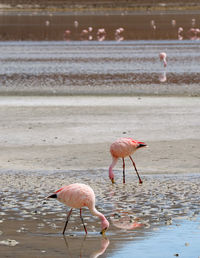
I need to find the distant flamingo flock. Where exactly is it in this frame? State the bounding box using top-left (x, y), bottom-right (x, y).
top-left (151, 18), bottom-right (200, 41)
top-left (59, 18), bottom-right (200, 41)
top-left (63, 20), bottom-right (124, 41)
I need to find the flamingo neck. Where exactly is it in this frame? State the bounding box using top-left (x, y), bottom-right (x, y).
top-left (109, 157), bottom-right (118, 180)
top-left (91, 207), bottom-right (105, 221)
top-left (163, 58), bottom-right (167, 67)
top-left (90, 207), bottom-right (108, 230)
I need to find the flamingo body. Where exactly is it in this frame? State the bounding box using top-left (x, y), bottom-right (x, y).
top-left (48, 183), bottom-right (109, 235)
top-left (159, 52), bottom-right (167, 67)
top-left (56, 183), bottom-right (95, 209)
top-left (110, 137), bottom-right (139, 158)
top-left (109, 138), bottom-right (147, 184)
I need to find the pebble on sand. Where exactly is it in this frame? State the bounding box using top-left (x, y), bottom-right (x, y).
top-left (0, 239), bottom-right (19, 246)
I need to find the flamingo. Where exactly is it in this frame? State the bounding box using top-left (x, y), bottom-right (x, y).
top-left (171, 19), bottom-right (176, 27)
top-left (159, 52), bottom-right (167, 67)
top-left (109, 137), bottom-right (147, 184)
top-left (178, 27), bottom-right (184, 40)
top-left (150, 20), bottom-right (156, 30)
top-left (47, 183), bottom-right (109, 235)
top-left (74, 20), bottom-right (79, 28)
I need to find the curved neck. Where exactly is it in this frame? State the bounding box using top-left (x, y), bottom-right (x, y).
top-left (109, 157), bottom-right (118, 179)
top-left (90, 207), bottom-right (105, 222)
top-left (90, 207), bottom-right (109, 232)
top-left (163, 58), bottom-right (167, 67)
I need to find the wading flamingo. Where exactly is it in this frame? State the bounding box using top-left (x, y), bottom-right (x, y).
top-left (47, 183), bottom-right (109, 235)
top-left (109, 138), bottom-right (147, 184)
top-left (159, 52), bottom-right (167, 67)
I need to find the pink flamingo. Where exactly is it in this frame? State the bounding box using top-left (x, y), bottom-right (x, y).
top-left (159, 52), bottom-right (167, 67)
top-left (74, 20), bottom-right (79, 28)
top-left (97, 28), bottom-right (106, 41)
top-left (115, 27), bottom-right (125, 41)
top-left (178, 27), bottom-right (184, 40)
top-left (109, 137), bottom-right (147, 184)
top-left (47, 183), bottom-right (109, 235)
top-left (171, 19), bottom-right (176, 27)
top-left (63, 29), bottom-right (71, 41)
top-left (150, 20), bottom-right (156, 30)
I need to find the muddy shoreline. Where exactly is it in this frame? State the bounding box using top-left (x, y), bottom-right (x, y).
top-left (1, 0), bottom-right (200, 15)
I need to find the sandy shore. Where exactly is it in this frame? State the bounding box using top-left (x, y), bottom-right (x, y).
top-left (0, 95), bottom-right (199, 175)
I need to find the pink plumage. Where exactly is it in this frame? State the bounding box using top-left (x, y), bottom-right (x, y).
top-left (109, 137), bottom-right (147, 184)
top-left (56, 183), bottom-right (95, 209)
top-left (159, 52), bottom-right (167, 67)
top-left (48, 183), bottom-right (109, 235)
top-left (110, 138), bottom-right (141, 158)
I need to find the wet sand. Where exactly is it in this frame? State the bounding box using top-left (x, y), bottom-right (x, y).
top-left (1, 41), bottom-right (200, 96)
top-left (0, 96), bottom-right (199, 174)
top-left (1, 172), bottom-right (200, 257)
top-left (0, 95), bottom-right (200, 257)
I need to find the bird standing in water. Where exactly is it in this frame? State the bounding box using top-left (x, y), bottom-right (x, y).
top-left (109, 137), bottom-right (147, 184)
top-left (47, 183), bottom-right (109, 235)
top-left (159, 52), bottom-right (167, 67)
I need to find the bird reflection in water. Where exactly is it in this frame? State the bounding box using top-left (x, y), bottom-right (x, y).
top-left (63, 235), bottom-right (110, 258)
top-left (111, 212), bottom-right (144, 230)
top-left (159, 52), bottom-right (167, 83)
top-left (109, 187), bottom-right (145, 231)
top-left (159, 71), bottom-right (167, 83)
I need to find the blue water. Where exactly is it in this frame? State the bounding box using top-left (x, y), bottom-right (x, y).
top-left (108, 218), bottom-right (200, 258)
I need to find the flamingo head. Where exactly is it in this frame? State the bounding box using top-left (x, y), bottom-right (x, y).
top-left (136, 141), bottom-right (147, 149)
top-left (47, 193), bottom-right (57, 198)
top-left (109, 166), bottom-right (115, 184)
top-left (100, 218), bottom-right (110, 236)
top-left (110, 177), bottom-right (115, 184)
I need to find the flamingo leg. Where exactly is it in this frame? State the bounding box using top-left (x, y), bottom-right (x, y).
top-left (129, 156), bottom-right (143, 184)
top-left (122, 158), bottom-right (125, 184)
top-left (80, 208), bottom-right (88, 234)
top-left (63, 208), bottom-right (73, 235)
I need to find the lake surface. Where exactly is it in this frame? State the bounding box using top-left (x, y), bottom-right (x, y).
top-left (0, 40), bottom-right (200, 96)
top-left (0, 12), bottom-right (200, 41)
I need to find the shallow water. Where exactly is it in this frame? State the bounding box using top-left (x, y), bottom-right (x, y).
top-left (0, 171), bottom-right (200, 257)
top-left (0, 40), bottom-right (200, 96)
top-left (0, 13), bottom-right (200, 41)
top-left (109, 218), bottom-right (200, 258)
